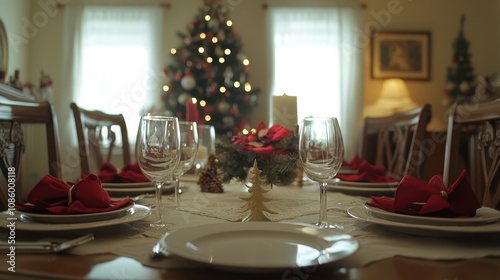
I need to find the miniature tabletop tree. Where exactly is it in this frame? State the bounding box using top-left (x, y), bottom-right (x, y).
top-left (240, 160), bottom-right (277, 222)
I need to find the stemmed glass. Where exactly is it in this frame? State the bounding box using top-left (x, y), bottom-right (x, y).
top-left (137, 116), bottom-right (181, 227)
top-left (299, 117), bottom-right (344, 229)
top-left (172, 121), bottom-right (199, 208)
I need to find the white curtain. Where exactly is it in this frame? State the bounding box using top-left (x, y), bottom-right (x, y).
top-left (60, 4), bottom-right (162, 180)
top-left (268, 2), bottom-right (363, 159)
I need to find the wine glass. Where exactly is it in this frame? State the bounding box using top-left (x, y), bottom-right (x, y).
top-left (137, 116), bottom-right (181, 227)
top-left (172, 121), bottom-right (199, 208)
top-left (299, 117), bottom-right (344, 229)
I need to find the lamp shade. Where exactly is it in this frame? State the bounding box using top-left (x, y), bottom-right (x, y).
top-left (364, 79), bottom-right (419, 117)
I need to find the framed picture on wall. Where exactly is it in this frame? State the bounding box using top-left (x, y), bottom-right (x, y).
top-left (371, 31), bottom-right (431, 80)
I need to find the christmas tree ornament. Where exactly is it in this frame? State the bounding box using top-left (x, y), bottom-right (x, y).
top-left (177, 92), bottom-right (191, 104)
top-left (240, 160), bottom-right (278, 222)
top-left (181, 75), bottom-right (196, 90)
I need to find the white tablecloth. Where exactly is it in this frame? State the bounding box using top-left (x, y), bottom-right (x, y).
top-left (24, 180), bottom-right (500, 270)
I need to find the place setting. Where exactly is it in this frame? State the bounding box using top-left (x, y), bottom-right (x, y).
top-left (329, 156), bottom-right (400, 195)
top-left (97, 162), bottom-right (174, 196)
top-left (347, 170), bottom-right (500, 237)
top-left (1, 174), bottom-right (152, 232)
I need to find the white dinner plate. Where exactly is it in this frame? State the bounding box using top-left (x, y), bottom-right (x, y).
top-left (338, 167), bottom-right (357, 175)
top-left (0, 204), bottom-right (151, 232)
top-left (102, 182), bottom-right (155, 188)
top-left (17, 203), bottom-right (135, 224)
top-left (328, 184), bottom-right (397, 196)
top-left (347, 206), bottom-right (500, 237)
top-left (331, 178), bottom-right (399, 188)
top-left (162, 222), bottom-right (359, 271)
top-left (365, 205), bottom-right (500, 226)
top-left (103, 184), bottom-right (173, 196)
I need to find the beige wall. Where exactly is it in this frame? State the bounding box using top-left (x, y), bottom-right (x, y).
top-left (362, 0), bottom-right (499, 130)
top-left (1, 0), bottom-right (499, 183)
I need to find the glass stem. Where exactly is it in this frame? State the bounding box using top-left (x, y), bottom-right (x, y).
top-left (155, 183), bottom-right (163, 224)
top-left (174, 176), bottom-right (180, 207)
top-left (318, 181), bottom-right (329, 228)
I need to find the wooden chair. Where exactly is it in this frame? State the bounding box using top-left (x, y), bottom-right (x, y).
top-left (70, 102), bottom-right (131, 175)
top-left (443, 98), bottom-right (500, 209)
top-left (360, 104), bottom-right (432, 179)
top-left (0, 84), bottom-right (61, 209)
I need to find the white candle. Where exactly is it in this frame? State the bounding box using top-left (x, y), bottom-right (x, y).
top-left (272, 94), bottom-right (298, 130)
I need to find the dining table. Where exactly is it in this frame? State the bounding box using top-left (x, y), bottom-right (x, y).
top-left (1, 175), bottom-right (500, 280)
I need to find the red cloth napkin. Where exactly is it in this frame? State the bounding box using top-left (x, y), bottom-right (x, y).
top-left (336, 160), bottom-right (399, 183)
top-left (98, 162), bottom-right (150, 183)
top-left (342, 155), bottom-right (361, 169)
top-left (16, 174), bottom-right (133, 214)
top-left (367, 170), bottom-right (481, 217)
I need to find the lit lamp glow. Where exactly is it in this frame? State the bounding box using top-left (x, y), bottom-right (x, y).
top-left (365, 79), bottom-right (418, 116)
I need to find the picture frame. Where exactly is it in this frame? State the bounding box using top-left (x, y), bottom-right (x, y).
top-left (371, 31), bottom-right (431, 80)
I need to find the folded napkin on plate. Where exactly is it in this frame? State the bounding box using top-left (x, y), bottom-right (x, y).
top-left (336, 160), bottom-right (398, 183)
top-left (98, 162), bottom-right (149, 183)
top-left (16, 174), bottom-right (133, 214)
top-left (342, 155), bottom-right (360, 169)
top-left (366, 170), bottom-right (481, 217)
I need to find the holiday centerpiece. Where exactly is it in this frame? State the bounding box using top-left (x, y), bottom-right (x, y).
top-left (216, 122), bottom-right (300, 186)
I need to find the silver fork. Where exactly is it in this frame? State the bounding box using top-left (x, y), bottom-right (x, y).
top-left (0, 233), bottom-right (94, 253)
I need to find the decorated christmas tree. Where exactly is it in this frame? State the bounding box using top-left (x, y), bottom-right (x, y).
top-left (443, 15), bottom-right (476, 105)
top-left (161, 0), bottom-right (259, 136)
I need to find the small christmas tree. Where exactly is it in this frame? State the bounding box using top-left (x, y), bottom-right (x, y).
top-left (198, 154), bottom-right (224, 193)
top-left (162, 0), bottom-right (259, 136)
top-left (444, 15), bottom-right (476, 105)
top-left (240, 160), bottom-right (277, 222)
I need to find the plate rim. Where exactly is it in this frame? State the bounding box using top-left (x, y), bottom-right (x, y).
top-left (17, 203), bottom-right (135, 223)
top-left (364, 205), bottom-right (500, 226)
top-left (162, 222), bottom-right (359, 270)
top-left (331, 179), bottom-right (399, 188)
top-left (347, 205), bottom-right (500, 236)
top-left (101, 182), bottom-right (155, 188)
top-left (0, 204), bottom-right (152, 231)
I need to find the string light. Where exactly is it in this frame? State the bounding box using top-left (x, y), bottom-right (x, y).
top-left (243, 59), bottom-right (250, 66)
top-left (220, 86), bottom-right (226, 93)
top-left (242, 128), bottom-right (249, 135)
top-left (191, 97), bottom-right (198, 104)
top-left (212, 37), bottom-right (218, 43)
top-left (200, 100), bottom-right (206, 107)
top-left (226, 20), bottom-right (233, 26)
top-left (170, 48), bottom-right (176, 54)
top-left (205, 15), bottom-right (211, 21)
top-left (200, 33), bottom-right (206, 39)
top-left (205, 115), bottom-right (211, 121)
top-left (207, 57), bottom-right (213, 63)
top-left (163, 85), bottom-right (169, 92)
top-left (224, 49), bottom-right (231, 55)
top-left (198, 47), bottom-right (205, 53)
top-left (244, 82), bottom-right (251, 92)
top-left (219, 57), bottom-right (225, 63)
top-left (233, 81), bottom-right (240, 88)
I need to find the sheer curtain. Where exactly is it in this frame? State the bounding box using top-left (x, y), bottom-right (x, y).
top-left (60, 4), bottom-right (162, 179)
top-left (268, 2), bottom-right (363, 159)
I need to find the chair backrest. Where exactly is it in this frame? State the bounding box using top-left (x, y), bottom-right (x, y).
top-left (360, 103), bottom-right (432, 179)
top-left (443, 98), bottom-right (500, 209)
top-left (70, 102), bottom-right (130, 175)
top-left (0, 84), bottom-right (61, 208)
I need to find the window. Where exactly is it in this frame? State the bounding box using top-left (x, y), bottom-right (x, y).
top-left (76, 6), bottom-right (162, 144)
top-left (268, 3), bottom-right (362, 158)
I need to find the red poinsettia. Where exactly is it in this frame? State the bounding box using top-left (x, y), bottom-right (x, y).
top-left (233, 122), bottom-right (294, 160)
